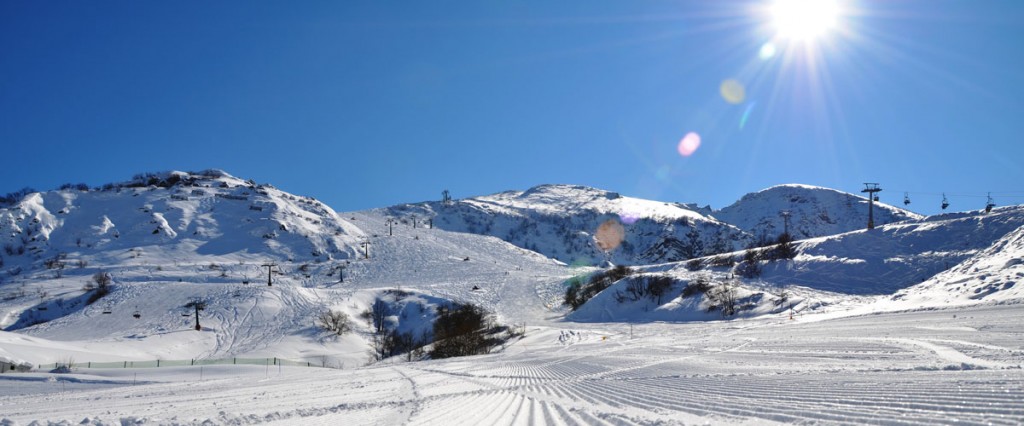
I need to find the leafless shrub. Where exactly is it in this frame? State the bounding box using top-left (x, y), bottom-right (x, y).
top-left (317, 310), bottom-right (352, 336)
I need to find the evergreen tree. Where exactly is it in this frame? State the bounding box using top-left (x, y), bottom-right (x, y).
top-left (772, 233), bottom-right (797, 260)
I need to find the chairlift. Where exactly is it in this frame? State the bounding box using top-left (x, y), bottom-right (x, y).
top-left (874, 196), bottom-right (879, 202)
top-left (102, 304), bottom-right (112, 314)
top-left (985, 193), bottom-right (995, 213)
top-left (132, 307), bottom-right (141, 319)
top-left (941, 193), bottom-right (949, 210)
top-left (903, 192), bottom-right (911, 206)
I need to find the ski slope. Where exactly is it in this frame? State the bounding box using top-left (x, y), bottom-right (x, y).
top-left (0, 215), bottom-right (573, 370)
top-left (2, 305), bottom-right (1021, 424)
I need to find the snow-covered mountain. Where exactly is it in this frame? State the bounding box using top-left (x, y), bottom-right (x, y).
top-left (0, 170), bottom-right (364, 276)
top-left (376, 184), bottom-right (748, 266)
top-left (713, 184), bottom-right (921, 241)
top-left (374, 183), bottom-right (923, 268)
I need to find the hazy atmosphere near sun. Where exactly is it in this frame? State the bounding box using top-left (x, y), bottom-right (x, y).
top-left (2, 0), bottom-right (1023, 212)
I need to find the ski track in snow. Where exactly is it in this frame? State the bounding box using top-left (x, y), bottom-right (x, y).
top-left (4, 306), bottom-right (1023, 425)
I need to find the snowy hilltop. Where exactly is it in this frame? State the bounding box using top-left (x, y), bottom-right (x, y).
top-left (0, 170), bottom-right (364, 272)
top-left (373, 183), bottom-right (920, 267)
top-left (713, 183), bottom-right (922, 240)
top-left (374, 184), bottom-right (745, 266)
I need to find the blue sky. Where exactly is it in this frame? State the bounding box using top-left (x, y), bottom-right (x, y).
top-left (2, 1), bottom-right (1023, 215)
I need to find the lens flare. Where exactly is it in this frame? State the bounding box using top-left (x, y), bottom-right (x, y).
top-left (655, 165), bottom-right (671, 182)
top-left (677, 132), bottom-right (701, 157)
top-left (759, 42), bottom-right (777, 60)
top-left (720, 79), bottom-right (746, 104)
top-left (594, 219), bottom-right (625, 252)
top-left (618, 211), bottom-right (640, 225)
top-left (740, 102), bottom-right (756, 130)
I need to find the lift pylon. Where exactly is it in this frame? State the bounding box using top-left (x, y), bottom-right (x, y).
top-left (861, 183), bottom-right (882, 230)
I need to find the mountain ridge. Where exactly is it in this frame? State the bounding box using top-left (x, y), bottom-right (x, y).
top-left (1, 170), bottom-right (1022, 371)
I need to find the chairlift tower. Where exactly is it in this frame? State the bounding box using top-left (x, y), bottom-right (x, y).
top-left (261, 262), bottom-right (277, 286)
top-left (779, 210), bottom-right (792, 237)
top-left (862, 183), bottom-right (882, 230)
top-left (185, 300), bottom-right (207, 331)
top-left (360, 239), bottom-right (371, 259)
top-left (335, 263), bottom-right (346, 283)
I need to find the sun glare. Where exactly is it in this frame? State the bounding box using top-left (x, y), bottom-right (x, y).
top-left (771, 0), bottom-right (840, 41)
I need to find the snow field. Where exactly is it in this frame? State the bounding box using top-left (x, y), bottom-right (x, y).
top-left (3, 305), bottom-right (1022, 424)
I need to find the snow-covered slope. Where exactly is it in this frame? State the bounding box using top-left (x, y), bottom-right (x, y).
top-left (0, 173), bottom-right (573, 368)
top-left (377, 184), bottom-right (748, 266)
top-left (565, 205), bottom-right (1024, 323)
top-left (751, 205), bottom-right (1024, 296)
top-left (4, 305), bottom-right (1022, 425)
top-left (884, 219), bottom-right (1024, 306)
top-left (714, 184), bottom-right (921, 241)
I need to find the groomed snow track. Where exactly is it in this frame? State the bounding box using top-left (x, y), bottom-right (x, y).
top-left (3, 305), bottom-right (1021, 425)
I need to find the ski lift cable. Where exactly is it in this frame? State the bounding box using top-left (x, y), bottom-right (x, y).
top-left (897, 191), bottom-right (1024, 199)
top-left (880, 189), bottom-right (1024, 211)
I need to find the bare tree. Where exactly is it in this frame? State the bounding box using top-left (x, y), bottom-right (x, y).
top-left (92, 271), bottom-right (112, 288)
top-left (370, 299), bottom-right (388, 334)
top-left (86, 271), bottom-right (113, 304)
top-left (707, 280), bottom-right (738, 316)
top-left (317, 310), bottom-right (352, 336)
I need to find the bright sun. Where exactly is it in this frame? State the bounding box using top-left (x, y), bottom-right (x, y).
top-left (771, 0), bottom-right (840, 41)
